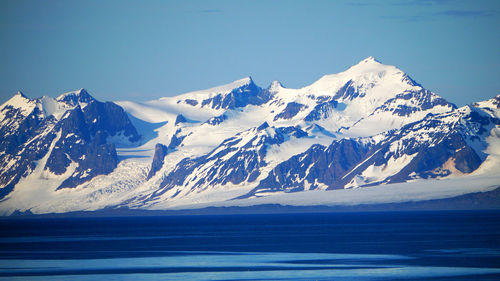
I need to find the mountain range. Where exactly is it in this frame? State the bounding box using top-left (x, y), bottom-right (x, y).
top-left (1, 57), bottom-right (499, 215)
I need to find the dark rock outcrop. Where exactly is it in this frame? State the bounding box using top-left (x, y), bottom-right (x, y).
top-left (332, 80), bottom-right (364, 101)
top-left (147, 143), bottom-right (169, 180)
top-left (82, 100), bottom-right (140, 142)
top-left (274, 102), bottom-right (306, 121)
top-left (175, 114), bottom-right (187, 125)
top-left (183, 99), bottom-right (198, 106)
top-left (247, 139), bottom-right (371, 196)
top-left (204, 114), bottom-right (227, 126)
top-left (168, 132), bottom-right (185, 150)
top-left (58, 131), bottom-right (118, 189)
top-left (201, 78), bottom-right (271, 110)
top-left (304, 100), bottom-right (339, 121)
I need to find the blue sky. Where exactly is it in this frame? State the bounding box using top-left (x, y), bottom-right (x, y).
top-left (0, 0), bottom-right (499, 106)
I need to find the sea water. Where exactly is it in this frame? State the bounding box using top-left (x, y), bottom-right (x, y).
top-left (0, 211), bottom-right (499, 280)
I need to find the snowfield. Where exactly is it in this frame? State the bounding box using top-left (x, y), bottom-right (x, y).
top-left (0, 57), bottom-right (499, 215)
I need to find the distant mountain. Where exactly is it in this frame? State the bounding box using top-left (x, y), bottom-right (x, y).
top-left (0, 57), bottom-right (499, 215)
top-left (0, 89), bottom-right (140, 199)
top-left (246, 104), bottom-right (499, 198)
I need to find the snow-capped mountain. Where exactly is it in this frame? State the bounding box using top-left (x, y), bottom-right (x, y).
top-left (246, 104), bottom-right (499, 197)
top-left (0, 57), bottom-right (499, 214)
top-left (0, 89), bottom-right (140, 199)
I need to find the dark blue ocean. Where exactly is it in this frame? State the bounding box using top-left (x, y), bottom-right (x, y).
top-left (0, 211), bottom-right (499, 280)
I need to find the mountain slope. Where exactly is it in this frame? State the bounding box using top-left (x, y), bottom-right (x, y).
top-left (0, 90), bottom-right (141, 199)
top-left (244, 103), bottom-right (499, 198)
top-left (0, 57), bottom-right (499, 214)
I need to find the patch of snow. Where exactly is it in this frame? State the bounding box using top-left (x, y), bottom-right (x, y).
top-left (358, 153), bottom-right (417, 185)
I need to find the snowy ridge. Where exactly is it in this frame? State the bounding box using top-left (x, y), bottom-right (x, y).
top-left (0, 57), bottom-right (499, 214)
top-left (173, 76), bottom-right (254, 100)
top-left (0, 92), bottom-right (36, 118)
top-left (116, 76), bottom-right (260, 123)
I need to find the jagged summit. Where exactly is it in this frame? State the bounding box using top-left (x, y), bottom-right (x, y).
top-left (346, 56), bottom-right (394, 74)
top-left (359, 56), bottom-right (380, 64)
top-left (268, 80), bottom-right (284, 92)
top-left (5, 91), bottom-right (31, 103)
top-left (57, 88), bottom-right (91, 99)
top-left (472, 93), bottom-right (500, 111)
top-left (1, 90), bottom-right (35, 116)
top-left (14, 91), bottom-right (27, 98)
top-left (241, 76), bottom-right (254, 84)
top-left (225, 76), bottom-right (256, 88)
top-left (172, 76), bottom-right (257, 100)
top-left (56, 88), bottom-right (95, 106)
top-left (300, 55), bottom-right (422, 103)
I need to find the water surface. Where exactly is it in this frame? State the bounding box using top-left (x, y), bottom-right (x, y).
top-left (0, 211), bottom-right (499, 280)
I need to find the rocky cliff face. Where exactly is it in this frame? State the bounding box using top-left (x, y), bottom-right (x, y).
top-left (147, 143), bottom-right (169, 180)
top-left (246, 139), bottom-right (372, 196)
top-left (0, 90), bottom-right (140, 199)
top-left (152, 124), bottom-right (308, 198)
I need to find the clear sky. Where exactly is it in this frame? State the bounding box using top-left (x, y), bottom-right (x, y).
top-left (1, 0), bottom-right (499, 106)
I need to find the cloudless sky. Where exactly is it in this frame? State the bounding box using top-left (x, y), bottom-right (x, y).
top-left (0, 0), bottom-right (499, 106)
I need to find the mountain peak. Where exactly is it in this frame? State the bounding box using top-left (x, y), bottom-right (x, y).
top-left (6, 91), bottom-right (31, 105)
top-left (268, 80), bottom-right (284, 92)
top-left (346, 56), bottom-right (384, 70)
top-left (472, 93), bottom-right (500, 110)
top-left (234, 76), bottom-right (253, 85)
top-left (1, 90), bottom-right (35, 114)
top-left (359, 56), bottom-right (380, 64)
top-left (14, 91), bottom-right (27, 98)
top-left (57, 88), bottom-right (95, 106)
